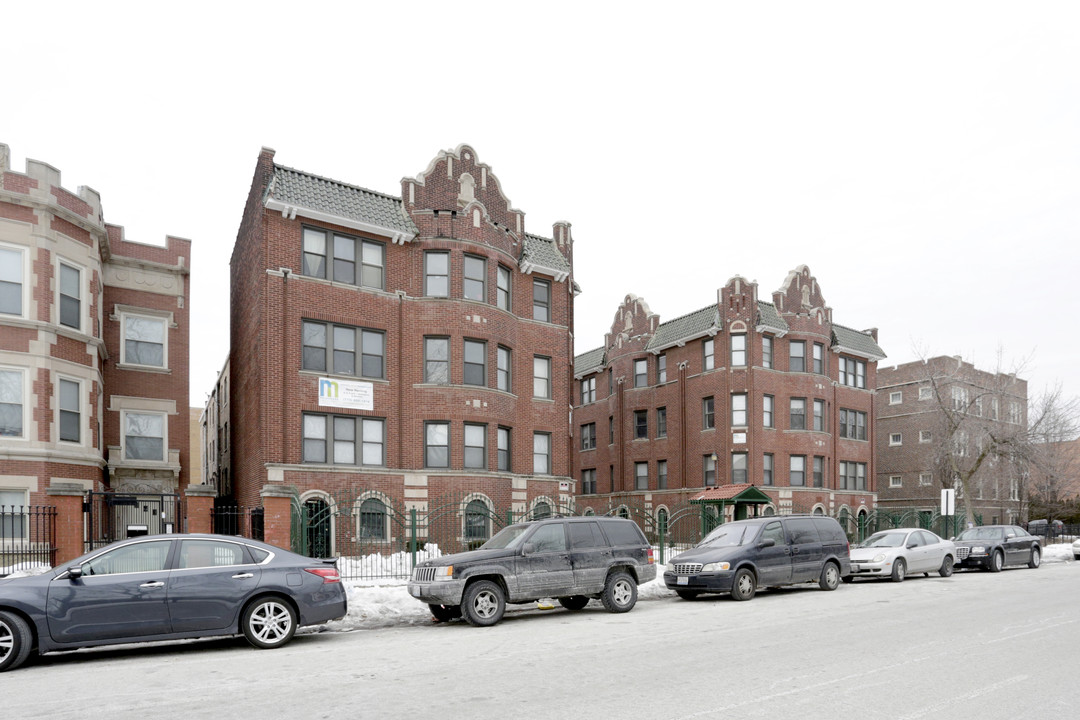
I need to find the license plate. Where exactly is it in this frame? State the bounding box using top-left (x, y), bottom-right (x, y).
top-left (677, 576), bottom-right (688, 585)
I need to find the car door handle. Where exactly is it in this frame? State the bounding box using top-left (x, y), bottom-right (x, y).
top-left (232, 573), bottom-right (254, 579)
top-left (140, 581), bottom-right (165, 589)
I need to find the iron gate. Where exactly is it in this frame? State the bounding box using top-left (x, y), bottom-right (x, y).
top-left (84, 492), bottom-right (182, 552)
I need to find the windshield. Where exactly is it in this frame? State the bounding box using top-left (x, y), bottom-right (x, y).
top-left (699, 523), bottom-right (756, 547)
top-left (861, 532), bottom-right (907, 548)
top-left (480, 524), bottom-right (531, 550)
top-left (956, 527), bottom-right (1004, 541)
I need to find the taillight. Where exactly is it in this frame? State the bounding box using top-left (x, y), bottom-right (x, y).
top-left (304, 567), bottom-right (342, 584)
top-left (647, 548), bottom-right (655, 564)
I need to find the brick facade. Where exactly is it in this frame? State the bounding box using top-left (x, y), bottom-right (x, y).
top-left (0, 143), bottom-right (191, 550)
top-left (572, 267), bottom-right (884, 530)
top-left (876, 356), bottom-right (1028, 524)
top-left (223, 145), bottom-right (575, 545)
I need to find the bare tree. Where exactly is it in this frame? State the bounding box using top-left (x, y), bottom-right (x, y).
top-left (1025, 384), bottom-right (1080, 522)
top-left (917, 354), bottom-right (1031, 527)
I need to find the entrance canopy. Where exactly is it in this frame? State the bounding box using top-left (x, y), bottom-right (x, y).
top-left (689, 484), bottom-right (772, 521)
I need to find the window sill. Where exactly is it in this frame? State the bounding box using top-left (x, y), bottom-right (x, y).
top-left (116, 363), bottom-right (171, 374)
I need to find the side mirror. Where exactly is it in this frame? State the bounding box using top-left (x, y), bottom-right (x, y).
top-left (522, 542), bottom-right (537, 555)
top-left (758, 538), bottom-right (776, 548)
top-left (66, 565), bottom-right (83, 579)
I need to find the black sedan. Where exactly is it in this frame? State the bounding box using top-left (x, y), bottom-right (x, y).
top-left (952, 525), bottom-right (1041, 572)
top-left (0, 534), bottom-right (347, 672)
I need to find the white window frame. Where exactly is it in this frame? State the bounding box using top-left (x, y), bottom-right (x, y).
top-left (919, 473), bottom-right (933, 486)
top-left (920, 430), bottom-right (932, 443)
top-left (0, 242), bottom-right (28, 319)
top-left (533, 432), bottom-right (551, 475)
top-left (57, 257), bottom-right (86, 332)
top-left (889, 391), bottom-right (902, 405)
top-left (889, 475), bottom-right (902, 488)
top-left (121, 410), bottom-right (167, 462)
top-left (533, 356), bottom-right (551, 399)
top-left (889, 432), bottom-right (902, 446)
top-left (120, 310), bottom-right (170, 369)
top-left (0, 366), bottom-right (28, 440)
top-left (919, 386), bottom-right (933, 401)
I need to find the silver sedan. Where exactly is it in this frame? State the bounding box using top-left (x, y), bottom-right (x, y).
top-left (846, 528), bottom-right (956, 582)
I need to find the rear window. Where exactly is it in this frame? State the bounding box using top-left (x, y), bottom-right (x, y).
top-left (600, 520), bottom-right (646, 547)
top-left (812, 517), bottom-right (846, 542)
top-left (569, 522), bottom-right (608, 549)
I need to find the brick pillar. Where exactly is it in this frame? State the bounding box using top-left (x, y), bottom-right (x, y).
top-left (47, 482), bottom-right (86, 567)
top-left (184, 484), bottom-right (216, 534)
top-left (261, 485), bottom-right (297, 551)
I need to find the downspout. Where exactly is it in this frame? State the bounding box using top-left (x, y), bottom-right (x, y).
top-left (397, 291), bottom-right (406, 469)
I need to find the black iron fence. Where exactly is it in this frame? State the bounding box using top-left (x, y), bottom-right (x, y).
top-left (211, 505), bottom-right (265, 540)
top-left (0, 505), bottom-right (56, 573)
top-left (83, 492), bottom-right (182, 552)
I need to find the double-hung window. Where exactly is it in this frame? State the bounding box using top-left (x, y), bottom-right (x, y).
top-left (0, 245), bottom-right (25, 317)
top-left (657, 460), bottom-right (668, 489)
top-left (635, 462), bottom-right (648, 490)
top-left (634, 359), bottom-right (647, 387)
top-left (425, 422), bottom-right (450, 468)
top-left (303, 321), bottom-right (384, 379)
top-left (790, 398), bottom-right (806, 430)
top-left (703, 397), bottom-right (715, 429)
top-left (59, 261), bottom-right (82, 330)
top-left (813, 343), bottom-right (824, 374)
top-left (813, 399), bottom-right (825, 431)
top-left (703, 338), bottom-right (715, 370)
top-left (790, 455), bottom-right (806, 486)
top-left (497, 346), bottom-right (512, 393)
top-left (731, 393), bottom-right (747, 426)
top-left (763, 454), bottom-right (774, 485)
top-left (732, 453), bottom-right (748, 484)
top-left (763, 395), bottom-right (774, 428)
top-left (704, 455), bottom-right (716, 486)
top-left (580, 376), bottom-right (595, 404)
top-left (425, 338), bottom-right (450, 384)
top-left (730, 334), bottom-right (746, 366)
top-left (581, 422), bottom-right (597, 451)
top-left (0, 489), bottom-right (28, 538)
top-left (657, 407), bottom-right (667, 437)
top-left (0, 368), bottom-right (25, 438)
top-left (124, 412), bottom-right (165, 461)
top-left (634, 410), bottom-right (648, 440)
top-left (463, 339), bottom-right (486, 386)
top-left (497, 427), bottom-right (511, 471)
top-left (533, 432), bottom-right (551, 474)
top-left (533, 356), bottom-right (551, 398)
top-left (658, 354), bottom-right (667, 383)
top-left (464, 423), bottom-right (487, 469)
top-left (496, 265), bottom-right (511, 311)
top-left (762, 336), bottom-right (773, 369)
top-left (464, 255), bottom-right (486, 301)
top-left (790, 341), bottom-right (806, 372)
top-left (532, 279), bottom-right (550, 322)
top-left (425, 252), bottom-right (449, 297)
top-left (302, 228), bottom-right (384, 289)
top-left (59, 378), bottom-right (81, 443)
top-left (123, 314), bottom-right (166, 368)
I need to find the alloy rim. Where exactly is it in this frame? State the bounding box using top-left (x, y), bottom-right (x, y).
top-left (474, 591), bottom-right (498, 618)
top-left (251, 602), bottom-right (292, 643)
top-left (613, 580), bottom-right (633, 606)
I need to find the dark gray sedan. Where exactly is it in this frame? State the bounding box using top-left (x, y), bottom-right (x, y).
top-left (0, 534), bottom-right (347, 672)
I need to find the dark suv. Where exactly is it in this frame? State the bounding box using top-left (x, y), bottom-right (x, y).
top-left (408, 517), bottom-right (656, 626)
top-left (664, 515), bottom-right (850, 601)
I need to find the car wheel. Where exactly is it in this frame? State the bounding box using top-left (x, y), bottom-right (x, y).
top-left (242, 597), bottom-right (297, 649)
top-left (890, 558), bottom-right (906, 583)
top-left (429, 604), bottom-right (462, 622)
top-left (558, 595), bottom-right (590, 611)
top-left (989, 550), bottom-right (1004, 573)
top-left (939, 555), bottom-right (954, 578)
top-left (601, 571), bottom-right (637, 613)
top-left (462, 580), bottom-right (506, 627)
top-left (819, 562), bottom-right (841, 590)
top-left (0, 611), bottom-right (33, 673)
top-left (675, 590), bottom-right (700, 601)
top-left (730, 568), bottom-right (757, 601)
top-left (1028, 547), bottom-right (1041, 569)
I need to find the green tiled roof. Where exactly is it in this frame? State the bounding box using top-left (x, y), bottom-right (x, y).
top-left (266, 164), bottom-right (418, 236)
top-left (832, 324), bottom-right (886, 360)
top-left (755, 301), bottom-right (789, 334)
top-left (522, 233), bottom-right (571, 279)
top-left (645, 305), bottom-right (718, 351)
top-left (574, 347), bottom-right (606, 377)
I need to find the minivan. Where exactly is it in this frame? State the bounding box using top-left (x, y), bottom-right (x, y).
top-left (663, 515), bottom-right (850, 601)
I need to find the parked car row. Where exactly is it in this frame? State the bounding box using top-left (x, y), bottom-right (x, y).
top-left (0, 519), bottom-right (1051, 673)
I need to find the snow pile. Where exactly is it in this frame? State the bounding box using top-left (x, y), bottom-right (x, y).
top-left (336, 544), bottom-right (445, 581)
top-left (1041, 542), bottom-right (1075, 563)
top-left (0, 562), bottom-right (51, 579)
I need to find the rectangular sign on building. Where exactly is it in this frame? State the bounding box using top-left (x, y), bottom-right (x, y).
top-left (318, 377), bottom-right (374, 411)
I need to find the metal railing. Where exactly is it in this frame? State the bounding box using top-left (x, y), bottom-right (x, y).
top-left (211, 505), bottom-right (265, 540)
top-left (0, 505), bottom-right (56, 574)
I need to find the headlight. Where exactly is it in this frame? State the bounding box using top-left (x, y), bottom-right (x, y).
top-left (433, 565), bottom-right (454, 581)
top-left (702, 561), bottom-right (730, 572)
top-left (667, 562), bottom-right (680, 573)
top-left (872, 554), bottom-right (886, 563)
top-left (972, 546), bottom-right (985, 553)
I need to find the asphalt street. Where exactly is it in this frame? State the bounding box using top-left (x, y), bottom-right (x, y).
top-left (4, 561), bottom-right (1076, 720)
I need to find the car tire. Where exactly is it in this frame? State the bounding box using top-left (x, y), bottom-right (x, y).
top-left (989, 550), bottom-right (1004, 573)
top-left (242, 597), bottom-right (297, 649)
top-left (429, 604), bottom-right (462, 622)
top-left (819, 562), bottom-right (841, 591)
top-left (939, 555), bottom-right (954, 578)
top-left (1028, 547), bottom-right (1041, 569)
top-left (730, 568), bottom-right (757, 601)
top-left (675, 590), bottom-right (700, 601)
top-left (601, 571), bottom-right (637, 613)
top-left (0, 611), bottom-right (33, 673)
top-left (558, 595), bottom-right (590, 611)
top-left (462, 580), bottom-right (506, 627)
top-left (890, 558), bottom-right (906, 583)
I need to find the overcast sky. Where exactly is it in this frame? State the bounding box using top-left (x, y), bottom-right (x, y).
top-left (5, 1), bottom-right (1078, 407)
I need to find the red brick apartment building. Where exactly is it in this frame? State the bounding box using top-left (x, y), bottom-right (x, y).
top-left (876, 357), bottom-right (1028, 525)
top-left (0, 143), bottom-right (191, 540)
top-left (225, 145), bottom-right (574, 548)
top-left (572, 267), bottom-right (885, 532)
